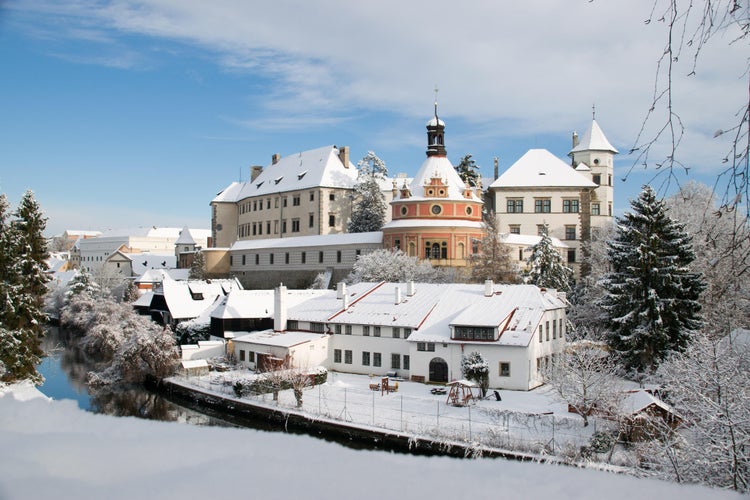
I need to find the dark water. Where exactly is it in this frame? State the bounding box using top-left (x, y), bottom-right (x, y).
top-left (37, 327), bottom-right (234, 427)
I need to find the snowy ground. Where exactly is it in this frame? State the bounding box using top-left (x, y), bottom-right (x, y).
top-left (0, 381), bottom-right (741, 500)
top-left (177, 370), bottom-right (610, 456)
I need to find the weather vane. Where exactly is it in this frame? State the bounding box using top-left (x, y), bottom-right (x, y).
top-left (434, 85), bottom-right (439, 117)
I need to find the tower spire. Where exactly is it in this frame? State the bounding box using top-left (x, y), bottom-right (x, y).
top-left (426, 86), bottom-right (446, 157)
top-left (592, 103), bottom-right (596, 120)
top-left (434, 85), bottom-right (439, 119)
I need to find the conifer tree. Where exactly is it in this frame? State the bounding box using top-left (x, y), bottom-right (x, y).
top-left (189, 250), bottom-right (206, 280)
top-left (525, 224), bottom-right (573, 292)
top-left (65, 268), bottom-right (101, 301)
top-left (599, 185), bottom-right (705, 373)
top-left (469, 211), bottom-right (520, 283)
top-left (0, 190), bottom-right (49, 383)
top-left (348, 151), bottom-right (388, 233)
top-left (455, 154), bottom-right (480, 188)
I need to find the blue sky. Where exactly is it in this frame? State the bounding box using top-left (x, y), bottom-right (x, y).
top-left (0, 1), bottom-right (745, 236)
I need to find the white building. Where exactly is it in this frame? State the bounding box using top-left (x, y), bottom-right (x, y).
top-left (228, 281), bottom-right (567, 391)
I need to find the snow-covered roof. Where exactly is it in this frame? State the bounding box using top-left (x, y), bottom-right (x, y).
top-left (212, 182), bottom-right (244, 203)
top-left (136, 268), bottom-right (189, 284)
top-left (47, 270), bottom-right (78, 289)
top-left (406, 155), bottom-right (481, 202)
top-left (569, 119), bottom-right (618, 155)
top-left (490, 149), bottom-right (597, 189)
top-left (233, 330), bottom-right (327, 348)
top-left (158, 277), bottom-right (243, 321)
top-left (94, 227), bottom-right (210, 240)
top-left (124, 253), bottom-right (177, 276)
top-left (175, 226), bottom-right (197, 245)
top-left (621, 390), bottom-right (676, 416)
top-left (500, 233), bottom-right (570, 249)
top-left (288, 282), bottom-right (566, 348)
top-left (132, 291), bottom-right (154, 308)
top-left (64, 230), bottom-right (102, 237)
top-left (210, 289), bottom-right (331, 320)
top-left (231, 232), bottom-right (382, 252)
top-left (426, 116), bottom-right (445, 127)
top-left (232, 145), bottom-right (358, 200)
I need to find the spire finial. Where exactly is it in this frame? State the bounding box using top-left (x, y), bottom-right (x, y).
top-left (592, 103), bottom-right (596, 120)
top-left (434, 85), bottom-right (439, 118)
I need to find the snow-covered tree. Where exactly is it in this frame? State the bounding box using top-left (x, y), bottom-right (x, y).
top-left (93, 265), bottom-right (127, 298)
top-left (0, 191), bottom-right (49, 383)
top-left (599, 185), bottom-right (705, 374)
top-left (346, 249), bottom-right (450, 284)
top-left (525, 224), bottom-right (573, 292)
top-left (640, 330), bottom-right (750, 492)
top-left (543, 340), bottom-right (622, 427)
top-left (461, 351), bottom-right (489, 397)
top-left (666, 181), bottom-right (750, 339)
top-left (188, 250), bottom-right (206, 280)
top-left (122, 280), bottom-right (140, 303)
top-left (455, 154), bottom-right (480, 188)
top-left (348, 151), bottom-right (388, 233)
top-left (469, 211), bottom-right (520, 284)
top-left (65, 268), bottom-right (101, 301)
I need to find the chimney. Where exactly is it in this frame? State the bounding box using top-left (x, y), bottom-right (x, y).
top-left (272, 153), bottom-right (281, 165)
top-left (337, 282), bottom-right (347, 299)
top-left (274, 283), bottom-right (287, 332)
top-left (572, 131), bottom-right (579, 149)
top-left (407, 281), bottom-right (416, 297)
top-left (338, 146), bottom-right (350, 168)
top-left (395, 286), bottom-right (402, 304)
top-left (343, 293), bottom-right (349, 310)
top-left (484, 279), bottom-right (494, 297)
top-left (250, 165), bottom-right (263, 181)
top-left (493, 156), bottom-right (499, 180)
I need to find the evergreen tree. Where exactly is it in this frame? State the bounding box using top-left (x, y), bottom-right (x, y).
top-left (455, 154), bottom-right (480, 188)
top-left (348, 151), bottom-right (388, 233)
top-left (0, 191), bottom-right (49, 383)
top-left (599, 185), bottom-right (705, 373)
top-left (525, 224), bottom-right (573, 292)
top-left (469, 211), bottom-right (520, 283)
top-left (461, 351), bottom-right (489, 397)
top-left (122, 280), bottom-right (140, 303)
top-left (189, 250), bottom-right (206, 280)
top-left (65, 268), bottom-right (101, 301)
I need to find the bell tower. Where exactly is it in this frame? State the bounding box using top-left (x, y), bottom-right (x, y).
top-left (426, 87), bottom-right (446, 157)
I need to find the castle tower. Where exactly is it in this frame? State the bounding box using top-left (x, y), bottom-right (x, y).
top-left (568, 118), bottom-right (617, 221)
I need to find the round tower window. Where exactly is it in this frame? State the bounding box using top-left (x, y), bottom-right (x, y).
top-left (400, 206), bottom-right (408, 216)
top-left (466, 206), bottom-right (473, 216)
top-left (431, 205), bottom-right (442, 215)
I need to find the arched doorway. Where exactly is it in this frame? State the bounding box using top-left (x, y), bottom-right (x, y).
top-left (429, 357), bottom-right (449, 383)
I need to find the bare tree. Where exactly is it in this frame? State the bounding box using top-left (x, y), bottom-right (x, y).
top-left (469, 211), bottom-right (520, 284)
top-left (625, 1), bottom-right (749, 221)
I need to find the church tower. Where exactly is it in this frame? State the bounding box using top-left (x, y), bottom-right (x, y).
top-left (381, 103), bottom-right (484, 266)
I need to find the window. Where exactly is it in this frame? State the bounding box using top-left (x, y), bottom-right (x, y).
top-left (608, 174), bottom-right (612, 186)
top-left (249, 351), bottom-right (255, 362)
top-left (269, 253), bottom-right (274, 265)
top-left (344, 350), bottom-right (352, 364)
top-left (258, 223), bottom-right (262, 235)
top-left (336, 250), bottom-right (342, 263)
top-left (417, 342), bottom-right (435, 352)
top-left (374, 326), bottom-right (381, 337)
top-left (562, 199), bottom-right (579, 213)
top-left (391, 354), bottom-right (401, 370)
top-left (546, 321), bottom-right (550, 341)
top-left (292, 219), bottom-right (300, 233)
top-left (274, 221), bottom-right (279, 234)
top-left (253, 200), bottom-right (257, 211)
top-left (310, 191), bottom-right (315, 202)
top-left (310, 322), bottom-right (325, 333)
top-left (373, 353), bottom-right (382, 367)
top-left (506, 199), bottom-right (523, 213)
top-left (281, 220), bottom-right (287, 233)
top-left (239, 350), bottom-right (245, 362)
top-left (393, 327), bottom-right (400, 339)
top-left (509, 225), bottom-right (520, 235)
top-left (285, 252), bottom-right (290, 264)
top-left (252, 223), bottom-right (257, 236)
top-left (537, 225), bottom-right (545, 236)
top-left (404, 328), bottom-right (412, 339)
top-left (293, 195), bottom-right (300, 206)
top-left (277, 197), bottom-right (281, 208)
top-left (567, 249), bottom-right (576, 263)
top-left (362, 352), bottom-right (371, 366)
top-left (453, 326), bottom-right (495, 341)
top-left (345, 324), bottom-right (352, 335)
top-left (318, 251), bottom-right (324, 263)
top-left (538, 325), bottom-right (543, 343)
top-left (499, 362), bottom-right (511, 377)
top-left (309, 213), bottom-right (314, 228)
top-left (534, 198), bottom-right (551, 213)
top-left (266, 199), bottom-right (271, 209)
top-left (362, 325), bottom-right (370, 336)
top-left (334, 324), bottom-right (341, 335)
top-left (334, 349), bottom-right (342, 363)
top-left (255, 254), bottom-right (259, 265)
top-left (266, 222), bottom-right (271, 234)
top-left (301, 252), bottom-right (306, 264)
top-left (553, 319), bottom-right (557, 339)
top-left (591, 203), bottom-right (600, 216)
top-left (328, 214), bottom-right (336, 227)
top-left (593, 174), bottom-right (601, 185)
top-left (608, 203), bottom-right (613, 216)
top-left (242, 254), bottom-right (246, 266)
top-left (559, 319), bottom-right (564, 338)
top-left (403, 355), bottom-right (410, 370)
top-left (565, 225), bottom-right (576, 240)
top-left (329, 193), bottom-right (335, 201)
top-left (287, 320), bottom-right (298, 330)
top-left (394, 239), bottom-right (401, 250)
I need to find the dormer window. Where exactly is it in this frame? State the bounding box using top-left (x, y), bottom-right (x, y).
top-left (274, 176), bottom-right (283, 185)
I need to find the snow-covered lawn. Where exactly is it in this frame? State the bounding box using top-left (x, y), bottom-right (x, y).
top-left (176, 370), bottom-right (614, 457)
top-left (0, 381), bottom-right (741, 500)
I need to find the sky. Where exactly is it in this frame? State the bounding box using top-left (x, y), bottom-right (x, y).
top-left (0, 1), bottom-right (746, 237)
top-left (1, 381), bottom-right (742, 500)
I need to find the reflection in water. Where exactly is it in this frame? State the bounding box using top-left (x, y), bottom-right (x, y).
top-left (38, 326), bottom-right (233, 428)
